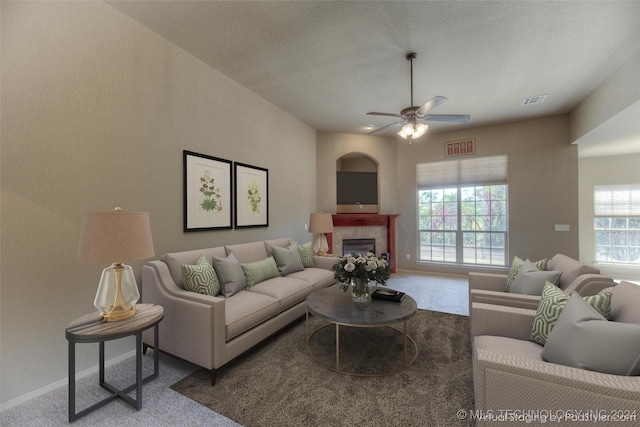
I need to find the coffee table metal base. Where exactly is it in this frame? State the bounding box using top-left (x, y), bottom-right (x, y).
top-left (305, 309), bottom-right (418, 377)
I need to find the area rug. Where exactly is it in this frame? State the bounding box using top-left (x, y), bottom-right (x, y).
top-left (171, 309), bottom-right (474, 427)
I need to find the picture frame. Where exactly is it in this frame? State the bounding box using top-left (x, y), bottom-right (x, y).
top-left (234, 162), bottom-right (269, 228)
top-left (445, 138), bottom-right (475, 157)
top-left (183, 150), bottom-right (233, 231)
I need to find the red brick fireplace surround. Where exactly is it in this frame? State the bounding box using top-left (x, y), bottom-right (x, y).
top-left (326, 214), bottom-right (399, 273)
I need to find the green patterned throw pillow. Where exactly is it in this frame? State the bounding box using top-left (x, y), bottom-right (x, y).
top-left (181, 254), bottom-right (221, 296)
top-left (297, 241), bottom-right (315, 268)
top-left (505, 256), bottom-right (548, 292)
top-left (530, 281), bottom-right (612, 345)
top-left (241, 257), bottom-right (280, 287)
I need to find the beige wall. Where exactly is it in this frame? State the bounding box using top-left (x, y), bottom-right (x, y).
top-left (1, 2), bottom-right (316, 404)
top-left (316, 116), bottom-right (579, 276)
top-left (316, 132), bottom-right (398, 214)
top-left (393, 115), bottom-right (579, 275)
top-left (579, 154), bottom-right (640, 281)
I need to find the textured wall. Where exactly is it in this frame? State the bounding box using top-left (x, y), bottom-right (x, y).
top-left (1, 2), bottom-right (316, 404)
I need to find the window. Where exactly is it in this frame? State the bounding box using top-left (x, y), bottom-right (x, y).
top-left (417, 156), bottom-right (508, 266)
top-left (594, 184), bottom-right (640, 265)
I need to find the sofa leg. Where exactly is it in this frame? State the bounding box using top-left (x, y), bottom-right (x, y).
top-left (210, 369), bottom-right (217, 385)
top-left (143, 343), bottom-right (151, 355)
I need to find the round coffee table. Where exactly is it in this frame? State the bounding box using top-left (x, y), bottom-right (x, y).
top-left (306, 285), bottom-right (418, 376)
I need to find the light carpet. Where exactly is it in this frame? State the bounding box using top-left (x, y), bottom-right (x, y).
top-left (171, 309), bottom-right (473, 427)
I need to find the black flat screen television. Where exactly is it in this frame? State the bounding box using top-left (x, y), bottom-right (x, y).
top-left (336, 171), bottom-right (378, 205)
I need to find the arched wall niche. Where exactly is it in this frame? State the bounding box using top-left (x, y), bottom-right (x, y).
top-left (336, 152), bottom-right (379, 213)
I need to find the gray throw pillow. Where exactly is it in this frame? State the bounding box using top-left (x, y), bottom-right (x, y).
top-left (272, 243), bottom-right (305, 275)
top-left (542, 293), bottom-right (640, 376)
top-left (505, 256), bottom-right (548, 292)
top-left (509, 259), bottom-right (561, 295)
top-left (212, 253), bottom-right (247, 297)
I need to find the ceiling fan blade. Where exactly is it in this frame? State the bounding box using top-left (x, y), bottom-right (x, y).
top-left (416, 96), bottom-right (448, 115)
top-left (367, 120), bottom-right (405, 135)
top-left (367, 112), bottom-right (403, 118)
top-left (425, 114), bottom-right (470, 123)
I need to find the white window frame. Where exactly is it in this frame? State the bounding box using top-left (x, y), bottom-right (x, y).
top-left (417, 156), bottom-right (508, 267)
top-left (593, 184), bottom-right (640, 265)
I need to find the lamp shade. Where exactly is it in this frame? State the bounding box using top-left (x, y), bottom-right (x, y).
top-left (77, 209), bottom-right (155, 264)
top-left (309, 212), bottom-right (334, 234)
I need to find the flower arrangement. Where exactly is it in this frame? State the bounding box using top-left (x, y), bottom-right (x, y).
top-left (332, 252), bottom-right (391, 287)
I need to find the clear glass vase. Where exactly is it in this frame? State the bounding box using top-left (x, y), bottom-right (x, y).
top-left (351, 277), bottom-right (371, 303)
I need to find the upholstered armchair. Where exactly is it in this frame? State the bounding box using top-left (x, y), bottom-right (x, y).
top-left (470, 281), bottom-right (640, 426)
top-left (469, 254), bottom-right (615, 312)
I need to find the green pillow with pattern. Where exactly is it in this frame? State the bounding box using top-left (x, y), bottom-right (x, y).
top-left (298, 241), bottom-right (315, 268)
top-left (505, 256), bottom-right (548, 292)
top-left (530, 281), bottom-right (612, 345)
top-left (181, 254), bottom-right (221, 296)
top-left (241, 256), bottom-right (281, 287)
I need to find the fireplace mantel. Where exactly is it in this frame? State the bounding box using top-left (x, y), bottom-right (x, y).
top-left (327, 214), bottom-right (400, 273)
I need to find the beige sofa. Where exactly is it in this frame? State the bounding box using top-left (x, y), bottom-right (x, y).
top-left (469, 253), bottom-right (614, 311)
top-left (470, 281), bottom-right (640, 425)
top-left (141, 238), bottom-right (337, 384)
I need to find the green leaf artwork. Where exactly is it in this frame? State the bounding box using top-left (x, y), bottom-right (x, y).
top-left (199, 170), bottom-right (223, 212)
top-left (247, 180), bottom-right (261, 214)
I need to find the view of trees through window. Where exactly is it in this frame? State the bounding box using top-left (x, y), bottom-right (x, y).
top-left (418, 185), bottom-right (507, 266)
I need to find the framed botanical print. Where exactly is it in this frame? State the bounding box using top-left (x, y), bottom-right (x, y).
top-left (183, 150), bottom-right (233, 231)
top-left (234, 162), bottom-right (268, 228)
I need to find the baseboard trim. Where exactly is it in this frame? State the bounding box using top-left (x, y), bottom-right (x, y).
top-left (0, 350), bottom-right (136, 412)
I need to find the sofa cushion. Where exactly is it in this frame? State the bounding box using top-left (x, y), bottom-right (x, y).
top-left (225, 241), bottom-right (269, 264)
top-left (224, 291), bottom-right (280, 341)
top-left (272, 243), bottom-right (305, 275)
top-left (241, 256), bottom-right (280, 287)
top-left (162, 246), bottom-right (227, 288)
top-left (505, 256), bottom-right (548, 292)
top-left (530, 281), bottom-right (612, 345)
top-left (248, 276), bottom-right (315, 311)
top-left (212, 253), bottom-right (247, 297)
top-left (542, 293), bottom-right (640, 376)
top-left (474, 335), bottom-right (544, 362)
top-left (509, 259), bottom-right (561, 295)
top-left (181, 254), bottom-right (221, 296)
top-left (298, 241), bottom-right (315, 268)
top-left (286, 268), bottom-right (335, 290)
top-left (547, 254), bottom-right (599, 290)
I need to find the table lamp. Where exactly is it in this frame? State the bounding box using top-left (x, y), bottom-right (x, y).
top-left (77, 207), bottom-right (155, 322)
top-left (309, 212), bottom-right (333, 256)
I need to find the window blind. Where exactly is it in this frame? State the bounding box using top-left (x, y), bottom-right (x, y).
top-left (594, 184), bottom-right (640, 216)
top-left (417, 155), bottom-right (508, 189)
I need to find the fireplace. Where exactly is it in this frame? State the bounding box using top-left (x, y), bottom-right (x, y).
top-left (342, 238), bottom-right (375, 256)
top-left (327, 214), bottom-right (399, 273)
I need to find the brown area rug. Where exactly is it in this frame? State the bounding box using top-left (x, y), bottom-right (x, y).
top-left (171, 309), bottom-right (474, 427)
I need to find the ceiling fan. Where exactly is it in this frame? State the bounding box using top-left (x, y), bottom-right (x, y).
top-left (367, 52), bottom-right (470, 143)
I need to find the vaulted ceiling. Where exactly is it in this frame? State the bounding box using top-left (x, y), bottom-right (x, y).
top-left (107, 1), bottom-right (640, 156)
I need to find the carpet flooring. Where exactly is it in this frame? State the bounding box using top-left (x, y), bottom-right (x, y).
top-left (171, 309), bottom-right (473, 427)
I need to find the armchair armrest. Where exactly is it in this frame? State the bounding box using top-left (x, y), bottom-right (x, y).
top-left (470, 302), bottom-right (536, 341)
top-left (470, 289), bottom-right (541, 310)
top-left (468, 271), bottom-right (508, 292)
top-left (564, 274), bottom-right (615, 296)
top-left (312, 255), bottom-right (338, 270)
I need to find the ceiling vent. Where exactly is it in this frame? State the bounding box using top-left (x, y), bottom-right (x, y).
top-left (522, 94), bottom-right (548, 105)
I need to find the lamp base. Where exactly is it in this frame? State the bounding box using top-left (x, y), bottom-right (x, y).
top-left (100, 305), bottom-right (137, 322)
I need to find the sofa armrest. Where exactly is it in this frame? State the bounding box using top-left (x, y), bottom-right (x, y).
top-left (470, 289), bottom-right (541, 310)
top-left (141, 260), bottom-right (227, 370)
top-left (470, 302), bottom-right (536, 341)
top-left (468, 272), bottom-right (508, 292)
top-left (564, 273), bottom-right (615, 296)
top-left (313, 255), bottom-right (338, 270)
